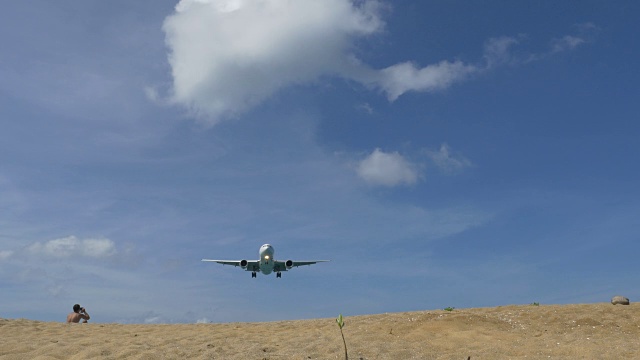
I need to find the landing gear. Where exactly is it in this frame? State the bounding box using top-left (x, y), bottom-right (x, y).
top-left (251, 272), bottom-right (257, 278)
top-left (276, 272), bottom-right (282, 278)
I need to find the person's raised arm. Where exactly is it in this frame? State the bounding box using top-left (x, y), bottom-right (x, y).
top-left (80, 308), bottom-right (90, 322)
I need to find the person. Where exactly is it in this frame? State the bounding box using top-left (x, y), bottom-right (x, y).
top-left (66, 304), bottom-right (90, 323)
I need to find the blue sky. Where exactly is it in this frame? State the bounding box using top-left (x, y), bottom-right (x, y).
top-left (1, 0), bottom-right (638, 323)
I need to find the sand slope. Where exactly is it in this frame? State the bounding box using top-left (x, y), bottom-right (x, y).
top-left (1, 303), bottom-right (639, 359)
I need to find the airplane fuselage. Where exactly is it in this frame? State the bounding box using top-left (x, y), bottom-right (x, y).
top-left (259, 244), bottom-right (275, 275)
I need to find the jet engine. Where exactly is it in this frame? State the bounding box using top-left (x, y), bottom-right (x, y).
top-left (240, 260), bottom-right (248, 269)
top-left (285, 260), bottom-right (294, 270)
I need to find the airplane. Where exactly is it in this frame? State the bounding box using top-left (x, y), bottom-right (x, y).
top-left (201, 244), bottom-right (329, 278)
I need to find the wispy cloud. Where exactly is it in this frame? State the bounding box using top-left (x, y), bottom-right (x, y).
top-left (483, 36), bottom-right (520, 68)
top-left (1, 236), bottom-right (119, 262)
top-left (356, 102), bottom-right (374, 114)
top-left (426, 144), bottom-right (473, 174)
top-left (550, 22), bottom-right (599, 53)
top-left (551, 35), bottom-right (586, 53)
top-left (0, 250), bottom-right (13, 260)
top-left (493, 24), bottom-right (595, 65)
top-left (377, 60), bottom-right (477, 101)
top-left (27, 236), bottom-right (117, 258)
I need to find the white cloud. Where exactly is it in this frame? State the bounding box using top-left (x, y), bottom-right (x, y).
top-left (163, 0), bottom-right (385, 123)
top-left (357, 148), bottom-right (418, 186)
top-left (27, 236), bottom-right (116, 258)
top-left (377, 60), bottom-right (477, 101)
top-left (426, 143), bottom-right (472, 174)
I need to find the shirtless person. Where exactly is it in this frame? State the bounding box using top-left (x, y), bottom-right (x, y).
top-left (66, 304), bottom-right (90, 323)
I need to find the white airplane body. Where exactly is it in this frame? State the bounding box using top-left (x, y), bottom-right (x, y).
top-left (202, 244), bottom-right (328, 278)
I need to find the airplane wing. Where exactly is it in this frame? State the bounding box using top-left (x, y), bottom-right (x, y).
top-left (201, 259), bottom-right (260, 272)
top-left (274, 260), bottom-right (329, 271)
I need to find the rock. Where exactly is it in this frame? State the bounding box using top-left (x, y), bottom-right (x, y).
top-left (611, 296), bottom-right (630, 305)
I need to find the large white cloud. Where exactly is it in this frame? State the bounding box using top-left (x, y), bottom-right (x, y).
top-left (357, 148), bottom-right (418, 187)
top-left (162, 0), bottom-right (480, 124)
top-left (163, 0), bottom-right (384, 122)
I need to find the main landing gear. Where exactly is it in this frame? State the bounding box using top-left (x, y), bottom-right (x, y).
top-left (251, 272), bottom-right (257, 278)
top-left (276, 272), bottom-right (282, 278)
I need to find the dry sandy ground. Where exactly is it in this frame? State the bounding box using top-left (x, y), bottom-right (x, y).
top-left (1, 303), bottom-right (639, 359)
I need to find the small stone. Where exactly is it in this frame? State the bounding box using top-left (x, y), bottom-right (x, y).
top-left (611, 295), bottom-right (630, 305)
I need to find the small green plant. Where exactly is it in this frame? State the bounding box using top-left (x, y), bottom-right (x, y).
top-left (531, 302), bottom-right (540, 306)
top-left (444, 307), bottom-right (455, 311)
top-left (336, 314), bottom-right (348, 360)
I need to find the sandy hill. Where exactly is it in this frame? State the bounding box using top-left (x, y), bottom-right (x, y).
top-left (1, 303), bottom-right (639, 359)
